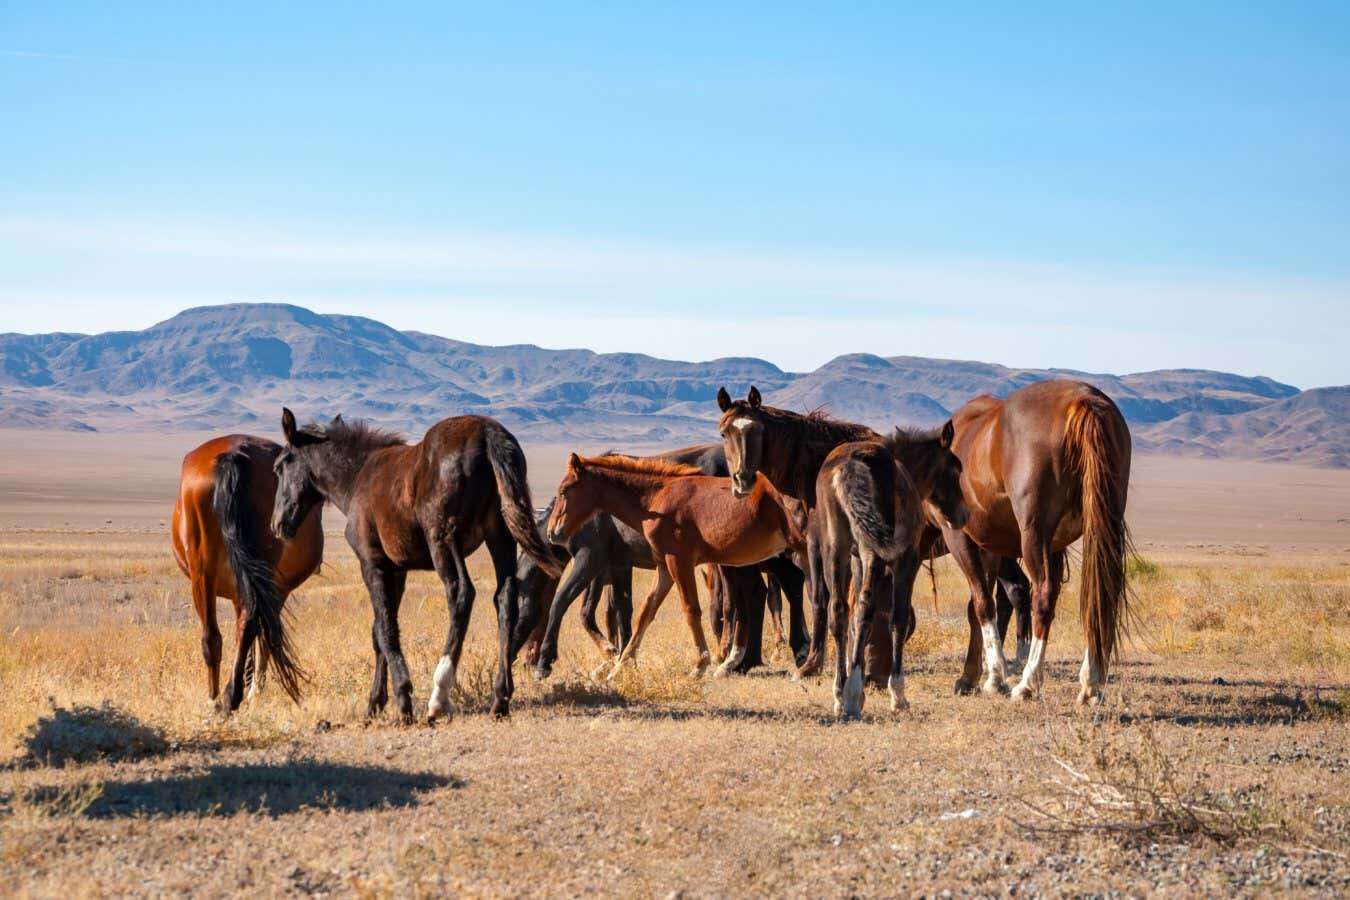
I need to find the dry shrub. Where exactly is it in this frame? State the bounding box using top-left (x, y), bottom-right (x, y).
top-left (1012, 706), bottom-right (1281, 845)
top-left (610, 657), bottom-right (707, 706)
top-left (17, 701), bottom-right (168, 768)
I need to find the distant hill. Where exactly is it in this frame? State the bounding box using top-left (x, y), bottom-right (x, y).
top-left (1, 303), bottom-right (1343, 466)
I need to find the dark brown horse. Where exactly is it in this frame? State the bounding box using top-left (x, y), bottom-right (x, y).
top-left (813, 434), bottom-right (969, 717)
top-left (271, 410), bottom-right (561, 722)
top-left (172, 435), bottom-right (321, 712)
top-left (934, 380), bottom-right (1132, 703)
top-left (716, 387), bottom-right (968, 680)
top-left (546, 454), bottom-right (806, 676)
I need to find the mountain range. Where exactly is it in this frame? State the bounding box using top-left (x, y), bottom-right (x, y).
top-left (1, 303), bottom-right (1344, 467)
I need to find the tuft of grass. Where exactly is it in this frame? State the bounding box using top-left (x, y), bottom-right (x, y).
top-left (1012, 705), bottom-right (1283, 845)
top-left (1127, 554), bottom-right (1163, 583)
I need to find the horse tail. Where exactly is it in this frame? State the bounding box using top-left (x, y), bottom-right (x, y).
top-left (213, 450), bottom-right (306, 702)
top-left (485, 423), bottom-right (564, 578)
top-left (832, 455), bottom-right (900, 562)
top-left (1064, 391), bottom-right (1133, 671)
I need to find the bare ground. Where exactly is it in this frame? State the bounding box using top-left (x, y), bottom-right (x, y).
top-left (0, 433), bottom-right (1348, 897)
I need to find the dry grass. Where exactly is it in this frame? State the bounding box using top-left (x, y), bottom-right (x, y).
top-left (1, 528), bottom-right (1348, 896)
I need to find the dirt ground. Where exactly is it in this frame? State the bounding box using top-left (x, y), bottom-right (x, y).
top-left (0, 430), bottom-right (1348, 897)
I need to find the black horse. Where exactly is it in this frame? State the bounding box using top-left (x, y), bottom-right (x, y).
top-left (271, 409), bottom-right (560, 723)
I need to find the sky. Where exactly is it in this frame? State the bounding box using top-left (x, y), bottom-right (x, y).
top-left (2, 3), bottom-right (1347, 387)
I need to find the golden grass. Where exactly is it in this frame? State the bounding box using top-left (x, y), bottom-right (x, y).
top-left (1, 529), bottom-right (1348, 894)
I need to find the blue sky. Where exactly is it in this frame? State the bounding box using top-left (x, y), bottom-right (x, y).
top-left (2, 4), bottom-right (1347, 387)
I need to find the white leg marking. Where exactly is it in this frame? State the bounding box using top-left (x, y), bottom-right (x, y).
top-left (841, 666), bottom-right (865, 718)
top-left (1077, 648), bottom-right (1104, 705)
top-left (426, 655), bottom-right (456, 719)
top-left (888, 674), bottom-right (909, 712)
top-left (980, 621), bottom-right (1008, 693)
top-left (247, 654), bottom-right (268, 703)
top-left (713, 644), bottom-right (746, 678)
top-left (1010, 636), bottom-right (1047, 701)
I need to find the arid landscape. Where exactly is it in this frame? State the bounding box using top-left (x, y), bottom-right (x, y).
top-left (1, 429), bottom-right (1347, 896)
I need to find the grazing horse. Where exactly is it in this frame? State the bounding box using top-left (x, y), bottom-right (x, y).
top-left (514, 500), bottom-right (635, 678)
top-left (271, 409), bottom-right (561, 723)
top-left (546, 454), bottom-right (806, 676)
top-left (933, 380), bottom-right (1132, 703)
top-left (172, 435), bottom-right (320, 712)
top-left (716, 387), bottom-right (969, 680)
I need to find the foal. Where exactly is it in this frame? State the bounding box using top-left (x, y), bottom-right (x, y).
top-left (814, 429), bottom-right (969, 718)
top-left (546, 454), bottom-right (805, 677)
top-left (271, 409), bottom-right (561, 722)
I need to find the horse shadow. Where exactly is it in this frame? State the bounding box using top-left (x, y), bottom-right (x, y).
top-left (70, 760), bottom-right (459, 819)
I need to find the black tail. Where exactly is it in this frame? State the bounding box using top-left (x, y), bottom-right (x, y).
top-left (213, 451), bottom-right (306, 702)
top-left (833, 455), bottom-right (901, 562)
top-left (485, 423), bottom-right (564, 577)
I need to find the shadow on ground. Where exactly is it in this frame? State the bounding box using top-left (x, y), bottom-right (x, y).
top-left (60, 761), bottom-right (459, 818)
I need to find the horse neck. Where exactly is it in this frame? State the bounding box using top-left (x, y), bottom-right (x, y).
top-left (891, 439), bottom-right (938, 497)
top-left (580, 467), bottom-right (664, 532)
top-left (767, 417), bottom-right (876, 505)
top-left (310, 440), bottom-right (379, 515)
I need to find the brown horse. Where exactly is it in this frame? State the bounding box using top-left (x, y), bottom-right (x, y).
top-left (934, 380), bottom-right (1132, 704)
top-left (546, 454), bottom-right (806, 677)
top-left (271, 410), bottom-right (561, 723)
top-left (172, 435), bottom-right (321, 712)
top-left (813, 436), bottom-right (969, 718)
top-left (716, 387), bottom-right (968, 680)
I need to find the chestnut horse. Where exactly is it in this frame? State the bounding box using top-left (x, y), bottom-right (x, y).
top-left (934, 380), bottom-right (1132, 703)
top-left (546, 454), bottom-right (806, 677)
top-left (813, 436), bottom-right (969, 718)
top-left (271, 410), bottom-right (561, 723)
top-left (721, 380), bottom-right (1132, 703)
top-left (172, 435), bottom-right (321, 712)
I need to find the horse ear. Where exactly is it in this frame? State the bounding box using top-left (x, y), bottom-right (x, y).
top-left (331, 413), bottom-right (344, 426)
top-left (716, 386), bottom-right (732, 412)
top-left (281, 407), bottom-right (298, 444)
top-left (567, 452), bottom-right (581, 471)
top-left (940, 420), bottom-right (955, 449)
top-left (747, 385), bottom-right (762, 409)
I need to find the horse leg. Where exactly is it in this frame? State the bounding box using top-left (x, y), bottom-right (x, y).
top-left (824, 542), bottom-right (852, 717)
top-left (714, 568), bottom-right (758, 678)
top-left (842, 552), bottom-right (884, 719)
top-left (764, 554), bottom-right (807, 666)
top-left (367, 620), bottom-right (389, 718)
top-left (610, 565), bottom-right (674, 677)
top-left (997, 557), bottom-right (1033, 670)
top-left (669, 558), bottom-right (712, 676)
top-left (578, 577), bottom-right (614, 655)
top-left (796, 530), bottom-right (830, 678)
top-left (610, 563), bottom-right (634, 651)
top-left (222, 597), bottom-right (259, 712)
top-left (487, 529), bottom-right (520, 718)
top-left (191, 571), bottom-right (222, 702)
top-left (764, 572), bottom-right (787, 649)
top-left (945, 528), bottom-right (1006, 695)
top-left (888, 548), bottom-right (921, 712)
top-left (364, 560), bottom-right (414, 724)
top-left (535, 550), bottom-right (596, 681)
top-left (1010, 530), bottom-right (1061, 702)
top-left (427, 537), bottom-right (473, 721)
top-left (511, 567), bottom-right (553, 666)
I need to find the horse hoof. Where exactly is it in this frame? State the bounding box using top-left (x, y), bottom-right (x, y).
top-left (1010, 684), bottom-right (1035, 703)
top-left (981, 678), bottom-right (1009, 696)
top-left (490, 699), bottom-right (510, 718)
top-left (1077, 687), bottom-right (1105, 706)
top-left (890, 697), bottom-right (909, 713)
top-left (532, 666), bottom-right (551, 683)
top-left (953, 679), bottom-right (976, 696)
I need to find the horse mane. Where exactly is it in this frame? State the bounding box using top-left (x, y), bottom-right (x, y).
top-left (581, 454), bottom-right (703, 478)
top-left (739, 404), bottom-right (876, 446)
top-left (305, 417), bottom-right (407, 459)
top-left (887, 424), bottom-right (942, 450)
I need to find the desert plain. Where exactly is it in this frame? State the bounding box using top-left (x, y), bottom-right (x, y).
top-left (0, 429), bottom-right (1347, 896)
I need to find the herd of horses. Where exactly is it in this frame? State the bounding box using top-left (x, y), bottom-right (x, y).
top-left (171, 378), bottom-right (1132, 722)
